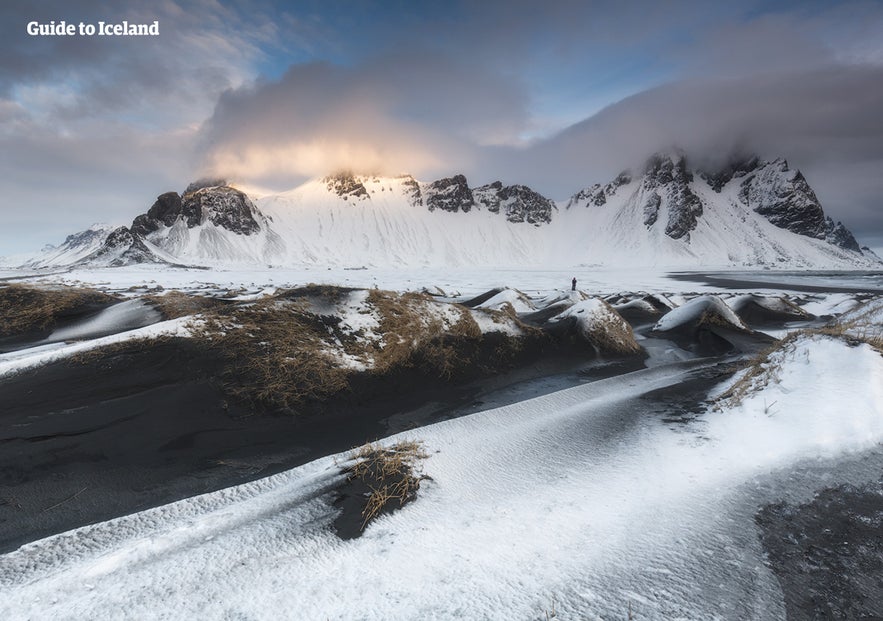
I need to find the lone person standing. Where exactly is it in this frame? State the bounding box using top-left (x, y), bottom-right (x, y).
top-left (571, 277), bottom-right (577, 291)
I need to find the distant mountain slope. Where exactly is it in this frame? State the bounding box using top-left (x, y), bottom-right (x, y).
top-left (22, 153), bottom-right (881, 269)
top-left (556, 152), bottom-right (876, 268)
top-left (21, 224), bottom-right (117, 268)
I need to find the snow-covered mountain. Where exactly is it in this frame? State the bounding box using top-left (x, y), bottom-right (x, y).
top-left (20, 224), bottom-right (118, 268)
top-left (556, 152), bottom-right (877, 268)
top-left (24, 152), bottom-right (881, 269)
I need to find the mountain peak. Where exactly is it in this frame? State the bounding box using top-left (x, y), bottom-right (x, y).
top-left (698, 154), bottom-right (761, 192)
top-left (184, 177), bottom-right (228, 194)
top-left (423, 174), bottom-right (473, 213)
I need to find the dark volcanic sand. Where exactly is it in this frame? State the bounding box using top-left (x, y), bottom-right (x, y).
top-left (0, 338), bottom-right (636, 553)
top-left (756, 480), bottom-right (883, 620)
top-left (669, 271), bottom-right (883, 294)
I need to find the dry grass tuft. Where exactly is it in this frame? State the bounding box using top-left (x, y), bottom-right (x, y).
top-left (143, 290), bottom-right (224, 319)
top-left (67, 334), bottom-right (180, 366)
top-left (275, 283), bottom-right (355, 304)
top-left (715, 333), bottom-right (798, 409)
top-left (367, 289), bottom-right (483, 379)
top-left (717, 313), bottom-right (883, 409)
top-left (585, 302), bottom-right (642, 355)
top-left (346, 440), bottom-right (429, 530)
top-left (697, 308), bottom-right (740, 329)
top-left (194, 295), bottom-right (350, 411)
top-left (0, 284), bottom-right (116, 338)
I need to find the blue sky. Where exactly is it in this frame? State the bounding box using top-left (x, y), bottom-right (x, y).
top-left (1, 0), bottom-right (882, 254)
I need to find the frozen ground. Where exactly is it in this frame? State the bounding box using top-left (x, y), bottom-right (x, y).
top-left (0, 265), bottom-right (781, 298)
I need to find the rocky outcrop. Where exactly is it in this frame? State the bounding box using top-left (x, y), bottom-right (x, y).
top-left (473, 182), bottom-right (556, 224)
top-left (642, 153), bottom-right (703, 240)
top-left (824, 217), bottom-right (861, 252)
top-left (570, 152), bottom-right (705, 240)
top-left (423, 174), bottom-right (474, 213)
top-left (400, 175), bottom-right (423, 207)
top-left (737, 159), bottom-right (829, 240)
top-left (324, 173), bottom-right (369, 201)
top-left (566, 171), bottom-right (631, 209)
top-left (180, 186), bottom-right (261, 234)
top-left (131, 192), bottom-right (182, 237)
top-left (131, 186), bottom-right (262, 237)
top-left (85, 226), bottom-right (163, 266)
top-left (700, 155), bottom-right (761, 192)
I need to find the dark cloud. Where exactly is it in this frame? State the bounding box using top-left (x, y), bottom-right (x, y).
top-left (479, 66), bottom-right (883, 246)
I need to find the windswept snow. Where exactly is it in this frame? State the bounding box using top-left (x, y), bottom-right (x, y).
top-left (40, 300), bottom-right (162, 343)
top-left (2, 333), bottom-right (881, 619)
top-left (548, 298), bottom-right (640, 353)
top-left (474, 287), bottom-right (536, 313)
top-left (0, 317), bottom-right (193, 378)
top-left (653, 294), bottom-right (747, 332)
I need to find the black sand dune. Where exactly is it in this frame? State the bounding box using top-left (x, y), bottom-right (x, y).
top-left (0, 334), bottom-right (642, 552)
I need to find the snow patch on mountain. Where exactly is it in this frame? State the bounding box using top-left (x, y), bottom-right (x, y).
top-left (21, 224), bottom-right (118, 268)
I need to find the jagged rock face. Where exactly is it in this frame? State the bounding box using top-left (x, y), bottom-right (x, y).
top-left (473, 181), bottom-right (504, 211)
top-left (473, 182), bottom-right (555, 224)
top-left (737, 159), bottom-right (828, 239)
top-left (131, 192), bottom-right (182, 237)
top-left (424, 174), bottom-right (474, 213)
top-left (324, 173), bottom-right (369, 201)
top-left (180, 186), bottom-right (261, 234)
top-left (642, 193), bottom-right (661, 227)
top-left (89, 227), bottom-right (160, 266)
top-left (567, 183), bottom-right (606, 208)
top-left (825, 217), bottom-right (861, 252)
top-left (606, 171), bottom-right (631, 194)
top-left (103, 226), bottom-right (134, 249)
top-left (58, 227), bottom-right (112, 252)
top-left (700, 156), bottom-right (760, 192)
top-left (131, 186), bottom-right (260, 237)
top-left (640, 153), bottom-right (703, 239)
top-left (566, 171), bottom-right (631, 209)
top-left (400, 175), bottom-right (423, 206)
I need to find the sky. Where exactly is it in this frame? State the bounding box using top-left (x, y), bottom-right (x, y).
top-left (1, 0), bottom-right (882, 255)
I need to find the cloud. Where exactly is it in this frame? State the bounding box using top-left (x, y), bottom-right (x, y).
top-left (196, 53), bottom-right (528, 184)
top-left (516, 65), bottom-right (883, 177)
top-left (0, 0), bottom-right (325, 253)
top-left (0, 116), bottom-right (195, 254)
top-left (0, 0), bottom-right (327, 130)
top-left (2, 0), bottom-right (883, 252)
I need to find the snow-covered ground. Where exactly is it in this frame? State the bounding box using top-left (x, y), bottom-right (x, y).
top-left (3, 265), bottom-right (882, 299)
top-left (1, 266), bottom-right (881, 618)
top-left (1, 332), bottom-right (881, 620)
